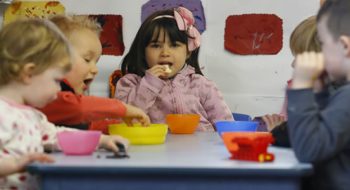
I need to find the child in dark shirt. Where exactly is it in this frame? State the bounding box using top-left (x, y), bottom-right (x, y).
top-left (287, 0), bottom-right (350, 189)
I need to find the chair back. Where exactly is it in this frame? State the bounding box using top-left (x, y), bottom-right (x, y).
top-left (232, 113), bottom-right (252, 121)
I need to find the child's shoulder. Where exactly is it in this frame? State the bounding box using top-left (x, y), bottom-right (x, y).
top-left (334, 83), bottom-right (350, 98)
top-left (118, 73), bottom-right (143, 85)
top-left (122, 73), bottom-right (142, 79)
top-left (0, 99), bottom-right (31, 127)
top-left (187, 72), bottom-right (217, 87)
top-left (0, 98), bottom-right (31, 112)
top-left (183, 66), bottom-right (209, 81)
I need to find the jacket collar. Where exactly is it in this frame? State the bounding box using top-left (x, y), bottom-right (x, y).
top-left (172, 64), bottom-right (196, 82)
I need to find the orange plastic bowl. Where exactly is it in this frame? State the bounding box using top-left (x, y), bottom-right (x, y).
top-left (166, 114), bottom-right (200, 134)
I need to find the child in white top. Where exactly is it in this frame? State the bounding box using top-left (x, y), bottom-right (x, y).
top-left (0, 18), bottom-right (128, 189)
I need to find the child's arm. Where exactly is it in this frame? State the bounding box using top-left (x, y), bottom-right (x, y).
top-left (0, 117), bottom-right (52, 177)
top-left (122, 103), bottom-right (150, 126)
top-left (98, 134), bottom-right (130, 153)
top-left (0, 154), bottom-right (53, 177)
top-left (116, 72), bottom-right (166, 114)
top-left (287, 52), bottom-right (350, 162)
top-left (40, 91), bottom-right (127, 125)
top-left (270, 121), bottom-right (290, 147)
top-left (262, 114), bottom-right (285, 131)
top-left (37, 112), bottom-right (130, 152)
top-left (200, 78), bottom-right (234, 127)
top-left (287, 87), bottom-right (350, 162)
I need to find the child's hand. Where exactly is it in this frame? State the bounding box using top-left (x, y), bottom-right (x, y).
top-left (292, 52), bottom-right (324, 89)
top-left (262, 114), bottom-right (286, 131)
top-left (0, 153), bottom-right (54, 176)
top-left (18, 153), bottom-right (54, 172)
top-left (99, 134), bottom-right (129, 153)
top-left (123, 103), bottom-right (151, 126)
top-left (147, 65), bottom-right (171, 79)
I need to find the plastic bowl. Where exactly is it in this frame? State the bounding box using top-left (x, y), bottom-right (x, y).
top-left (221, 132), bottom-right (274, 162)
top-left (108, 123), bottom-right (168, 145)
top-left (57, 131), bottom-right (101, 155)
top-left (165, 114), bottom-right (200, 134)
top-left (215, 121), bottom-right (258, 136)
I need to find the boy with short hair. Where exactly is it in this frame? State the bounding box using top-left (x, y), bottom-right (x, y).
top-left (287, 0), bottom-right (350, 189)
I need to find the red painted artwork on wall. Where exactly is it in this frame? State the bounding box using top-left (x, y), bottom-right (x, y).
top-left (89, 15), bottom-right (124, 56)
top-left (225, 14), bottom-right (283, 55)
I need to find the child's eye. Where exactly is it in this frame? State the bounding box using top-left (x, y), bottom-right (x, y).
top-left (149, 43), bottom-right (161, 48)
top-left (84, 58), bottom-right (91, 63)
top-left (172, 42), bottom-right (184, 48)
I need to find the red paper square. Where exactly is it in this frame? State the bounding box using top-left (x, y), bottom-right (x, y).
top-left (89, 15), bottom-right (125, 56)
top-left (225, 14), bottom-right (283, 55)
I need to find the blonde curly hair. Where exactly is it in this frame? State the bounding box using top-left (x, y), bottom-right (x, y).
top-left (0, 18), bottom-right (72, 86)
top-left (49, 15), bottom-right (102, 38)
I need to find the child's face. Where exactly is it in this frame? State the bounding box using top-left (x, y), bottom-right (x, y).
top-left (24, 59), bottom-right (69, 108)
top-left (317, 16), bottom-right (347, 81)
top-left (64, 29), bottom-right (102, 94)
top-left (145, 29), bottom-right (189, 78)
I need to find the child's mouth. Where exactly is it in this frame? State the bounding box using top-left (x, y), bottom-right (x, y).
top-left (83, 78), bottom-right (93, 90)
top-left (159, 62), bottom-right (173, 67)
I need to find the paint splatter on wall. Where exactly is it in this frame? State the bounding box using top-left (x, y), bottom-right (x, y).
top-left (3, 1), bottom-right (64, 25)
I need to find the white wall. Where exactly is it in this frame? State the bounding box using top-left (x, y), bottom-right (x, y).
top-left (0, 0), bottom-right (319, 117)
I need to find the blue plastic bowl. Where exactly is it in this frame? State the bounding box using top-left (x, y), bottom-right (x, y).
top-left (215, 121), bottom-right (258, 136)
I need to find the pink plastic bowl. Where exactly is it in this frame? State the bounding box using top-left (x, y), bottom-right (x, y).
top-left (57, 131), bottom-right (101, 155)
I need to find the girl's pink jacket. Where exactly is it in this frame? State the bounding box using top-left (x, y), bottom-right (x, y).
top-left (116, 65), bottom-right (233, 131)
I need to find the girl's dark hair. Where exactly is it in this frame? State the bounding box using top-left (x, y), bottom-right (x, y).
top-left (121, 9), bottom-right (202, 76)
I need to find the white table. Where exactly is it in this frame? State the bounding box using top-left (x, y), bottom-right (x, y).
top-left (28, 132), bottom-right (312, 190)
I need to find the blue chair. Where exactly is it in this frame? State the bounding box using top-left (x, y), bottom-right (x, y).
top-left (232, 113), bottom-right (252, 121)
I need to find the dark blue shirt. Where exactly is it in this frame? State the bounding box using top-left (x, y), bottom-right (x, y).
top-left (287, 84), bottom-right (350, 190)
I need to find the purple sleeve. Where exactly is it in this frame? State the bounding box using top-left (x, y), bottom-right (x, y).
top-left (199, 77), bottom-right (234, 125)
top-left (115, 72), bottom-right (165, 113)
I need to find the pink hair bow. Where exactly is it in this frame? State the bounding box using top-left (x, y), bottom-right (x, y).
top-left (174, 7), bottom-right (201, 51)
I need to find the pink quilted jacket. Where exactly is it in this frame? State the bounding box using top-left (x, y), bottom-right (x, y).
top-left (115, 65), bottom-right (234, 131)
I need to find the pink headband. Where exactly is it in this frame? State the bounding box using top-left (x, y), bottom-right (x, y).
top-left (152, 7), bottom-right (201, 51)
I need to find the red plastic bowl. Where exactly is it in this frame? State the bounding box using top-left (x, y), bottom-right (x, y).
top-left (57, 131), bottom-right (101, 155)
top-left (222, 132), bottom-right (275, 162)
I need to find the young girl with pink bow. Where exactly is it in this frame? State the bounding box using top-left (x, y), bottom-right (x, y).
top-left (115, 7), bottom-right (233, 131)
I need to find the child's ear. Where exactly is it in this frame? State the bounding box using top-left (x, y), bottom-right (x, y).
top-left (20, 63), bottom-right (36, 84)
top-left (340, 35), bottom-right (350, 57)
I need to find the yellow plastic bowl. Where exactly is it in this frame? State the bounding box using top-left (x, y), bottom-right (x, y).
top-left (108, 123), bottom-right (168, 145)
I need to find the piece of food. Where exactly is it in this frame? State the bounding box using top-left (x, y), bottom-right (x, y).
top-left (164, 65), bottom-right (172, 73)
